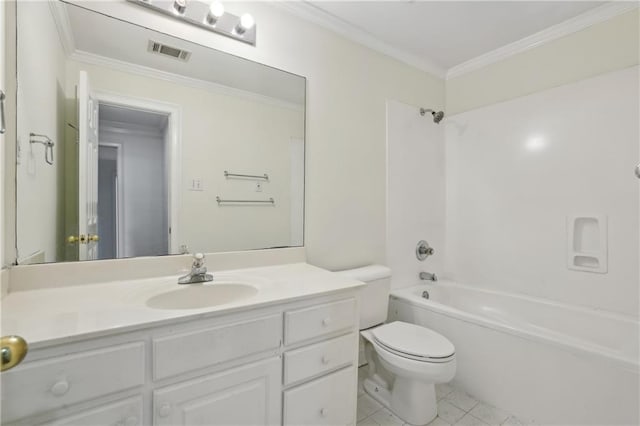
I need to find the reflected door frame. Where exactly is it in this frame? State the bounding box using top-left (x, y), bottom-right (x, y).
top-left (94, 89), bottom-right (182, 255)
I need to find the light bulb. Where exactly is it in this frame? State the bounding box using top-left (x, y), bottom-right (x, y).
top-left (206, 1), bottom-right (224, 24)
top-left (235, 13), bottom-right (255, 34)
top-left (173, 0), bottom-right (187, 15)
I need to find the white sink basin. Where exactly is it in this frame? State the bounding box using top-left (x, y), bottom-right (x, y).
top-left (146, 282), bottom-right (258, 310)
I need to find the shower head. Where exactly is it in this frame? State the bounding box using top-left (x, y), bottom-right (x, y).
top-left (419, 107), bottom-right (445, 124)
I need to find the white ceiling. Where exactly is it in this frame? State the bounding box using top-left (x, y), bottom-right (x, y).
top-left (304, 1), bottom-right (607, 73)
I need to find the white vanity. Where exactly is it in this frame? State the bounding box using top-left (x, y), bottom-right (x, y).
top-left (0, 261), bottom-right (363, 426)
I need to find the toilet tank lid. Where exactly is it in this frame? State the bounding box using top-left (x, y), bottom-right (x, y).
top-left (334, 265), bottom-right (391, 282)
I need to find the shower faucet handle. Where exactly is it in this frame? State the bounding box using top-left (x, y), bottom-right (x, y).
top-left (416, 240), bottom-right (434, 261)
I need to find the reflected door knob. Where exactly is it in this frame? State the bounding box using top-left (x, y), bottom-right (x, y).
top-left (1, 335), bottom-right (28, 372)
top-left (88, 234), bottom-right (99, 242)
top-left (67, 235), bottom-right (87, 244)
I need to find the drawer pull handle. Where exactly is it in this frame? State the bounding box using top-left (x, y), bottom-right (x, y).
top-left (158, 403), bottom-right (172, 418)
top-left (50, 380), bottom-right (70, 396)
top-left (322, 317), bottom-right (331, 327)
top-left (320, 408), bottom-right (329, 417)
top-left (321, 355), bottom-right (330, 365)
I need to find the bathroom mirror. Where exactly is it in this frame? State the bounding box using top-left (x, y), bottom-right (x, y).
top-left (15, 1), bottom-right (306, 264)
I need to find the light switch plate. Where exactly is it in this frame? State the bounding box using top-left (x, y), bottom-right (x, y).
top-left (189, 178), bottom-right (203, 191)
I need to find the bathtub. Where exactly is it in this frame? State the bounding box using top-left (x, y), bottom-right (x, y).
top-left (388, 281), bottom-right (639, 425)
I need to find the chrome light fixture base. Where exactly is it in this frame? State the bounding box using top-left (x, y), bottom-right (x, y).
top-left (127, 0), bottom-right (256, 46)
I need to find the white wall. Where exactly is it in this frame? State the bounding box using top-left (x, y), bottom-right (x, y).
top-left (15, 2), bottom-right (67, 263)
top-left (447, 9), bottom-right (639, 115)
top-left (100, 125), bottom-right (167, 258)
top-left (444, 67), bottom-right (639, 316)
top-left (386, 100), bottom-right (445, 289)
top-left (66, 0), bottom-right (445, 271)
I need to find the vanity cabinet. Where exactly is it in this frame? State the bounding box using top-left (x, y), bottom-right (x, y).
top-left (1, 293), bottom-right (360, 426)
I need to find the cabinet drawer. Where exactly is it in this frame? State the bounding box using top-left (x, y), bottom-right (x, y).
top-left (284, 299), bottom-right (357, 345)
top-left (284, 333), bottom-right (357, 385)
top-left (43, 396), bottom-right (143, 426)
top-left (153, 314), bottom-right (281, 380)
top-left (0, 342), bottom-right (145, 423)
top-left (284, 366), bottom-right (356, 425)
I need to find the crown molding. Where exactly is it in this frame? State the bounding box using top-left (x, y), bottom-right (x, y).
top-left (69, 50), bottom-right (304, 112)
top-left (447, 2), bottom-right (640, 80)
top-left (272, 1), bottom-right (447, 79)
top-left (49, 0), bottom-right (76, 57)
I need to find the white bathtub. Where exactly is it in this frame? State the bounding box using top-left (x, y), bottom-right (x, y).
top-left (388, 281), bottom-right (639, 425)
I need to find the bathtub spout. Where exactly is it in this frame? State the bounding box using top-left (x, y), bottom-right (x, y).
top-left (419, 271), bottom-right (438, 282)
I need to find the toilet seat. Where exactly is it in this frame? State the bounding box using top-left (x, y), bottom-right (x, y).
top-left (372, 321), bottom-right (455, 363)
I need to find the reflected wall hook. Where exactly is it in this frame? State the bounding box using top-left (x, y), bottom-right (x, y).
top-left (29, 133), bottom-right (55, 165)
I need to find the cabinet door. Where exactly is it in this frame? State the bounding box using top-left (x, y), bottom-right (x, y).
top-left (153, 357), bottom-right (281, 426)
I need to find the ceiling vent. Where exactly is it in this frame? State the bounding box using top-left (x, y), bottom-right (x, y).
top-left (147, 40), bottom-right (191, 62)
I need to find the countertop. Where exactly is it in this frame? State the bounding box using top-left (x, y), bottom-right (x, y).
top-left (0, 263), bottom-right (364, 349)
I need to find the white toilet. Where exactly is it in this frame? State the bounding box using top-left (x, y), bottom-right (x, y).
top-left (336, 265), bottom-right (456, 426)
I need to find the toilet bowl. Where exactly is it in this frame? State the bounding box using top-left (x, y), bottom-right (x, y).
top-left (334, 265), bottom-right (456, 426)
top-left (361, 321), bottom-right (456, 425)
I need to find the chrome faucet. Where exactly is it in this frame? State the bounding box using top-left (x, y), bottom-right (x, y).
top-left (178, 253), bottom-right (213, 284)
top-left (419, 271), bottom-right (438, 282)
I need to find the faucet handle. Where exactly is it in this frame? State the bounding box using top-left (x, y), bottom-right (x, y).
top-left (193, 253), bottom-right (205, 267)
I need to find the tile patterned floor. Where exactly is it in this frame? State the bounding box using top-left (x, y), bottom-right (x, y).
top-left (356, 367), bottom-right (532, 426)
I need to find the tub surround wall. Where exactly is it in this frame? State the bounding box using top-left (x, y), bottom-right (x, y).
top-left (444, 67), bottom-right (639, 317)
top-left (386, 100), bottom-right (445, 289)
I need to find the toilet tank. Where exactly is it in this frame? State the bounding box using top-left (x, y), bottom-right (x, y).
top-left (334, 265), bottom-right (392, 329)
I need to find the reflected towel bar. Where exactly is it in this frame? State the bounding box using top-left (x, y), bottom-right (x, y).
top-left (29, 133), bottom-right (55, 165)
top-left (216, 196), bottom-right (274, 205)
top-left (224, 171), bottom-right (269, 181)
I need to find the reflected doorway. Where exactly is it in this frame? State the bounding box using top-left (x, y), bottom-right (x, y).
top-left (97, 103), bottom-right (171, 259)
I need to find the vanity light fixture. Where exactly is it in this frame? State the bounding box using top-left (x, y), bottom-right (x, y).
top-left (173, 0), bottom-right (187, 15)
top-left (235, 13), bottom-right (255, 35)
top-left (206, 1), bottom-right (224, 25)
top-left (127, 0), bottom-right (257, 46)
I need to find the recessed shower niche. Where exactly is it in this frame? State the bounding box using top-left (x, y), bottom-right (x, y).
top-left (567, 215), bottom-right (608, 273)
